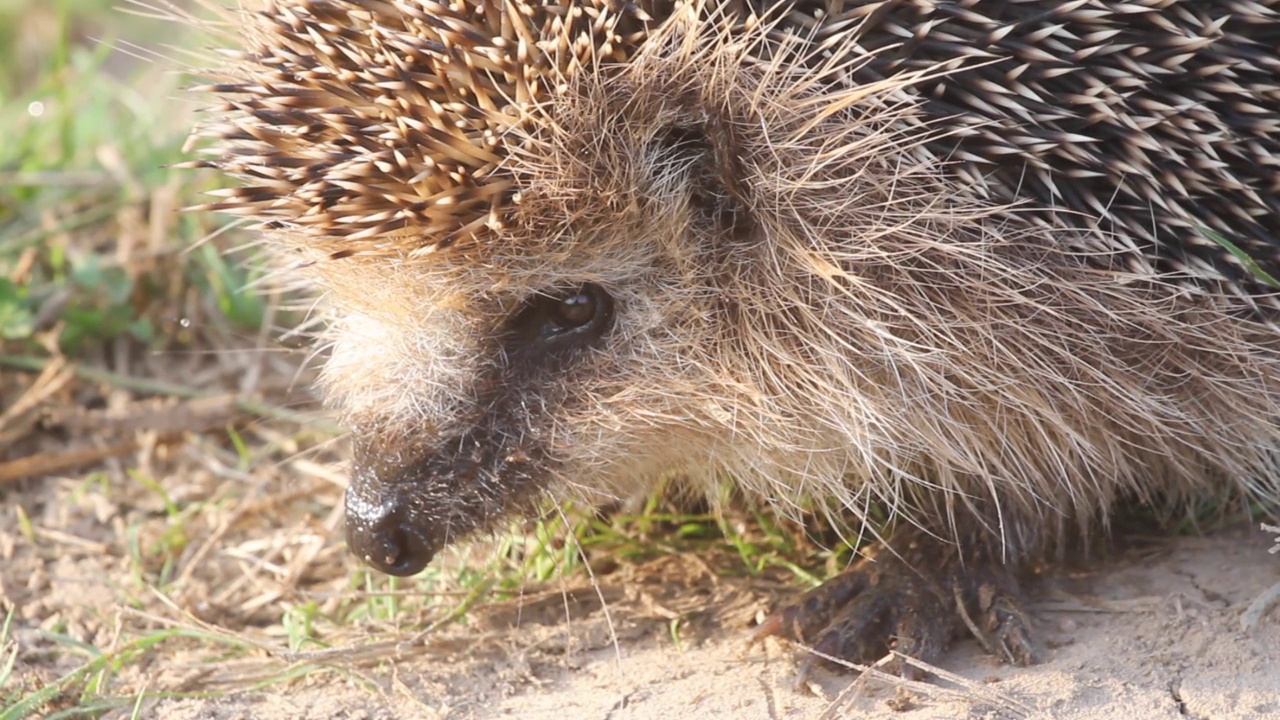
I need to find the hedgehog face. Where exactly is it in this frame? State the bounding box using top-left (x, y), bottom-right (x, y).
top-left (339, 281), bottom-right (627, 575)
top-left (336, 82), bottom-right (757, 575)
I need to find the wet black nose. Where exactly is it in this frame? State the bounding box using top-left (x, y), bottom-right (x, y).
top-left (343, 487), bottom-right (435, 576)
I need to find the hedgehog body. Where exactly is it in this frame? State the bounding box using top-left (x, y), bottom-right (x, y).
top-left (190, 0), bottom-right (1280, 669)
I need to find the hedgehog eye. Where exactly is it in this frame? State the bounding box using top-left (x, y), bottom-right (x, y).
top-left (552, 289), bottom-right (598, 329)
top-left (506, 283), bottom-right (614, 352)
top-left (546, 284), bottom-right (612, 337)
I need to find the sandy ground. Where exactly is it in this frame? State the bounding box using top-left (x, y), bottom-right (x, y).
top-left (135, 529), bottom-right (1280, 719)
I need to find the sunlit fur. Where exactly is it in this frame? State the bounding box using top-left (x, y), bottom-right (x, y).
top-left (188, 0), bottom-right (1280, 560)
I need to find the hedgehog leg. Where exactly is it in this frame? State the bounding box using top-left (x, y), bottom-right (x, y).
top-left (753, 526), bottom-right (1035, 681)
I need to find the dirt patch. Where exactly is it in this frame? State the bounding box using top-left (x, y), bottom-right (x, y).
top-left (147, 530), bottom-right (1280, 720)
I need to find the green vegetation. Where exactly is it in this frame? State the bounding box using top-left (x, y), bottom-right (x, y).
top-left (0, 0), bottom-right (268, 358)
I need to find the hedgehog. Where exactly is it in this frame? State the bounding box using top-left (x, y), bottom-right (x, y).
top-left (185, 0), bottom-right (1280, 677)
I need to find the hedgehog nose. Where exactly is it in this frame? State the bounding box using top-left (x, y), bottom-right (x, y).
top-left (343, 485), bottom-right (434, 577)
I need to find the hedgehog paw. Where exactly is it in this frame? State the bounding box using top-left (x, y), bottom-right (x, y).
top-left (752, 535), bottom-right (1035, 682)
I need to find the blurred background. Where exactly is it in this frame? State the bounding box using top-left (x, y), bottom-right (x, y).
top-left (0, 0), bottom-right (256, 359)
top-left (0, 2), bottom-right (364, 716)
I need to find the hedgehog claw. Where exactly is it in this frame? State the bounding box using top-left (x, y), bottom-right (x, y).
top-left (754, 531), bottom-right (1035, 679)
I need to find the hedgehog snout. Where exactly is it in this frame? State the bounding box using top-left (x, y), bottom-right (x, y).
top-left (343, 418), bottom-right (557, 576)
top-left (342, 438), bottom-right (487, 577)
top-left (344, 463), bottom-right (440, 576)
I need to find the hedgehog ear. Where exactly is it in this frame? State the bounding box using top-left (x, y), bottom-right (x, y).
top-left (656, 123), bottom-right (755, 242)
top-left (657, 124), bottom-right (710, 159)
